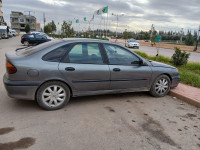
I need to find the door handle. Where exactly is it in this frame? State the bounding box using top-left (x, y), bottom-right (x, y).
top-left (113, 68), bottom-right (120, 72)
top-left (65, 67), bottom-right (75, 71)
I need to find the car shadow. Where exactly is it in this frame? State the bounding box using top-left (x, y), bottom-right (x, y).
top-left (10, 92), bottom-right (150, 111)
top-left (69, 91), bottom-right (150, 105)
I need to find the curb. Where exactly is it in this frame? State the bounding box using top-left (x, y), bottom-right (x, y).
top-left (169, 91), bottom-right (200, 108)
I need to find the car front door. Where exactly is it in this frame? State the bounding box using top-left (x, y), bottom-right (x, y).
top-left (59, 43), bottom-right (110, 92)
top-left (103, 44), bottom-right (152, 90)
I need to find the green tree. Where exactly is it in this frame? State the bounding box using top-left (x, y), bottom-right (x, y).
top-left (185, 30), bottom-right (194, 46)
top-left (61, 21), bottom-right (75, 37)
top-left (44, 24), bottom-right (52, 34)
top-left (25, 24), bottom-right (30, 33)
top-left (50, 20), bottom-right (56, 33)
top-left (123, 29), bottom-right (129, 40)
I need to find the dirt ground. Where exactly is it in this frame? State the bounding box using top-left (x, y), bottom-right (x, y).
top-left (138, 41), bottom-right (200, 52)
top-left (0, 37), bottom-right (200, 150)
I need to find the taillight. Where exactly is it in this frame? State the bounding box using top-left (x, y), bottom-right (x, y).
top-left (21, 36), bottom-right (24, 40)
top-left (6, 61), bottom-right (17, 74)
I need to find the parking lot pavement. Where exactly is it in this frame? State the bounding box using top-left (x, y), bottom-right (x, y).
top-left (0, 37), bottom-right (200, 150)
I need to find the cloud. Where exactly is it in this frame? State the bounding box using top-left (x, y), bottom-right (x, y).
top-left (1, 0), bottom-right (200, 32)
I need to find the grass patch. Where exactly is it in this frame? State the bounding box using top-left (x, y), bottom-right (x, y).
top-left (134, 51), bottom-right (200, 88)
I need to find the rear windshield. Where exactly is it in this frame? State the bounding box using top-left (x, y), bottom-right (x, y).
top-left (16, 40), bottom-right (64, 56)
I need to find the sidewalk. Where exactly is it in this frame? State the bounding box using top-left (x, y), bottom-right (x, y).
top-left (169, 83), bottom-right (200, 107)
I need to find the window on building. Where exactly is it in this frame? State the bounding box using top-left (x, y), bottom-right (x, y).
top-left (20, 24), bottom-right (25, 27)
top-left (19, 18), bottom-right (24, 23)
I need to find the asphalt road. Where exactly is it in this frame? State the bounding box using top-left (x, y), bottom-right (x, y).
top-left (0, 37), bottom-right (200, 150)
top-left (137, 46), bottom-right (200, 63)
top-left (112, 39), bottom-right (200, 63)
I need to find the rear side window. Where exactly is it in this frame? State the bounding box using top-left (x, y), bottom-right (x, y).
top-left (16, 40), bottom-right (63, 56)
top-left (68, 43), bottom-right (103, 64)
top-left (42, 44), bottom-right (71, 62)
top-left (28, 34), bottom-right (34, 38)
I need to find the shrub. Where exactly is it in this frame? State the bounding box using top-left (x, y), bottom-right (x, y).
top-left (171, 47), bottom-right (190, 66)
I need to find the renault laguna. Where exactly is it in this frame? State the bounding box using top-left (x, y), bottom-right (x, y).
top-left (4, 39), bottom-right (180, 110)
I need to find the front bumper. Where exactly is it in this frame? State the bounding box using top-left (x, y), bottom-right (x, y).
top-left (129, 45), bottom-right (139, 48)
top-left (3, 75), bottom-right (40, 100)
top-left (171, 75), bottom-right (181, 88)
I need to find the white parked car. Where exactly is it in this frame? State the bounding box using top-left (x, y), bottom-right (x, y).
top-left (11, 30), bottom-right (17, 36)
top-left (125, 39), bottom-right (140, 49)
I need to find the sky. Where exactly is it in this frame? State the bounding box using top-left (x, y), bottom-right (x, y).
top-left (1, 0), bottom-right (200, 33)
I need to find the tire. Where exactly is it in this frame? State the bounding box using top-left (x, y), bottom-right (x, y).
top-left (150, 75), bottom-right (171, 97)
top-left (24, 41), bottom-right (29, 46)
top-left (36, 81), bottom-right (70, 110)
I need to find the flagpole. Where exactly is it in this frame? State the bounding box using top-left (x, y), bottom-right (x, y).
top-left (106, 10), bottom-right (108, 38)
top-left (100, 14), bottom-right (102, 38)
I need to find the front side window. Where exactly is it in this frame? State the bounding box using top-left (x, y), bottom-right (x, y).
top-left (68, 43), bottom-right (103, 64)
top-left (35, 35), bottom-right (43, 39)
top-left (103, 44), bottom-right (140, 65)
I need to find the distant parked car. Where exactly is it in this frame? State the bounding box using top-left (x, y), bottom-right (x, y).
top-left (4, 39), bottom-right (180, 110)
top-left (0, 26), bottom-right (9, 39)
top-left (21, 34), bottom-right (51, 46)
top-left (30, 31), bottom-right (54, 40)
top-left (125, 39), bottom-right (140, 49)
top-left (12, 30), bottom-right (16, 37)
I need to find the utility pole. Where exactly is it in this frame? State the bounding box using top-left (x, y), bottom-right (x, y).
top-left (24, 11), bottom-right (34, 30)
top-left (194, 25), bottom-right (200, 51)
top-left (43, 12), bottom-right (46, 30)
top-left (112, 13), bottom-right (124, 41)
top-left (180, 28), bottom-right (184, 43)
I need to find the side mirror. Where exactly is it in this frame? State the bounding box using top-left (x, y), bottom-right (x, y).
top-left (131, 59), bottom-right (144, 65)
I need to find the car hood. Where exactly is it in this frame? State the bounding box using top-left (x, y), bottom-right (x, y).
top-left (150, 61), bottom-right (176, 69)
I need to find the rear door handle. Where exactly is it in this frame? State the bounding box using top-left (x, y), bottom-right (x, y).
top-left (113, 68), bottom-right (120, 72)
top-left (65, 67), bottom-right (75, 71)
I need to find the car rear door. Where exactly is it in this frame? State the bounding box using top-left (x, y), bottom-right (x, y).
top-left (35, 34), bottom-right (46, 44)
top-left (59, 43), bottom-right (110, 91)
top-left (103, 44), bottom-right (152, 90)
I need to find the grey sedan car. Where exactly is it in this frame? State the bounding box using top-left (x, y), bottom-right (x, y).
top-left (4, 39), bottom-right (180, 110)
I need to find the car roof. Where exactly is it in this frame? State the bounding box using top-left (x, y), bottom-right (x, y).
top-left (62, 38), bottom-right (123, 46)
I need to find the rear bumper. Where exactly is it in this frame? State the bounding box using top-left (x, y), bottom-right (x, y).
top-left (3, 75), bottom-right (41, 100)
top-left (171, 75), bottom-right (181, 88)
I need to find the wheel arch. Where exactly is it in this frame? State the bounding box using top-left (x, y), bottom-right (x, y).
top-left (35, 79), bottom-right (73, 100)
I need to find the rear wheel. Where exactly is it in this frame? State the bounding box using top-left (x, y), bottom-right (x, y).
top-left (36, 81), bottom-right (70, 110)
top-left (150, 75), bottom-right (171, 97)
top-left (24, 41), bottom-right (29, 46)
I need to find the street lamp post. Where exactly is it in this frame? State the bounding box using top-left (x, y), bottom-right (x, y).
top-left (112, 13), bottom-right (124, 41)
top-left (194, 25), bottom-right (200, 51)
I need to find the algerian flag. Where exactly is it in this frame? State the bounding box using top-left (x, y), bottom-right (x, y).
top-left (76, 19), bottom-right (79, 23)
top-left (94, 9), bottom-right (102, 15)
top-left (102, 6), bottom-right (108, 13)
top-left (84, 17), bottom-right (86, 21)
top-left (94, 6), bottom-right (108, 15)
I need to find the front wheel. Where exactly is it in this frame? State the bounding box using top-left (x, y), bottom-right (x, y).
top-left (36, 81), bottom-right (70, 110)
top-left (150, 75), bottom-right (171, 97)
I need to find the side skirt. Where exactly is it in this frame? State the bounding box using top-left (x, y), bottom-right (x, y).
top-left (72, 87), bottom-right (149, 97)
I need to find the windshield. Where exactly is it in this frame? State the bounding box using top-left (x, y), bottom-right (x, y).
top-left (129, 39), bottom-right (137, 42)
top-left (0, 29), bottom-right (6, 34)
